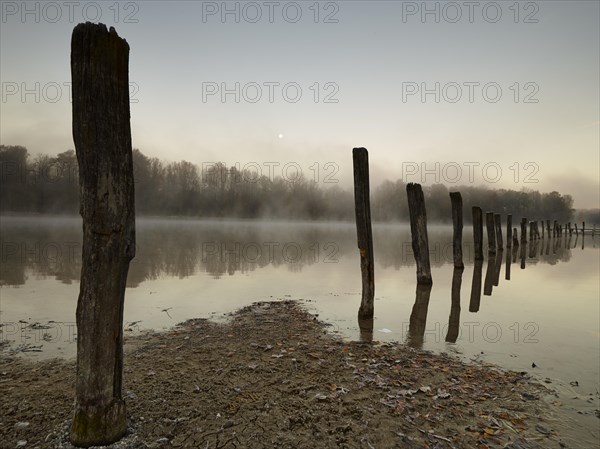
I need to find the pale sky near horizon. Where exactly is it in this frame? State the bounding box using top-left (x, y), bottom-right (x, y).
top-left (1, 1), bottom-right (599, 208)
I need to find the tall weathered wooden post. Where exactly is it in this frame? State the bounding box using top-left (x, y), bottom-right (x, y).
top-left (353, 147), bottom-right (374, 320)
top-left (506, 214), bottom-right (512, 248)
top-left (472, 207), bottom-right (484, 261)
top-left (521, 218), bottom-right (528, 243)
top-left (358, 317), bottom-right (374, 343)
top-left (546, 219), bottom-right (551, 237)
top-left (512, 228), bottom-right (519, 247)
top-left (529, 221), bottom-right (535, 241)
top-left (494, 213), bottom-right (503, 250)
top-left (407, 183), bottom-right (432, 285)
top-left (486, 212), bottom-right (496, 254)
top-left (70, 23), bottom-right (135, 447)
top-left (449, 192), bottom-right (464, 268)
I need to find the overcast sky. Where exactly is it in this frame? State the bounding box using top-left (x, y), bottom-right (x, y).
top-left (1, 1), bottom-right (598, 208)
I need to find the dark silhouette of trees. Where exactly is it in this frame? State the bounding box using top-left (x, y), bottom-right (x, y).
top-left (0, 146), bottom-right (78, 214)
top-left (0, 145), bottom-right (581, 223)
top-left (575, 208), bottom-right (600, 224)
top-left (0, 145), bottom-right (32, 212)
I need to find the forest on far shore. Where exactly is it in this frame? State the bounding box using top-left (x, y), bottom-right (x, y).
top-left (1, 145), bottom-right (596, 224)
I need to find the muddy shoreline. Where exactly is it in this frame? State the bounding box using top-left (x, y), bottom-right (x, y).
top-left (0, 300), bottom-right (593, 448)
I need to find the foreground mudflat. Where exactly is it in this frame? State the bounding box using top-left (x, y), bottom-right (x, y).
top-left (0, 301), bottom-right (570, 448)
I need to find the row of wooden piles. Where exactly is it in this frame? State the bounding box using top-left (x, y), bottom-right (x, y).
top-left (352, 147), bottom-right (596, 321)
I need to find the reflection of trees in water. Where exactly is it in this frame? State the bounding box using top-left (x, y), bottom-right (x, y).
top-left (537, 239), bottom-right (572, 266)
top-left (0, 219), bottom-right (81, 287)
top-left (0, 262), bottom-right (27, 286)
top-left (140, 224), bottom-right (356, 281)
top-left (374, 227), bottom-right (475, 269)
top-left (1, 219), bottom-right (358, 286)
top-left (0, 218), bottom-right (586, 287)
top-left (122, 225), bottom-right (352, 286)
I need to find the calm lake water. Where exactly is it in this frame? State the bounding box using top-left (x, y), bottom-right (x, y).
top-left (1, 215), bottom-right (599, 443)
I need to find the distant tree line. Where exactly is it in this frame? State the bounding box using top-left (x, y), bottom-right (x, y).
top-left (574, 209), bottom-right (600, 225)
top-left (372, 179), bottom-right (577, 224)
top-left (0, 145), bottom-right (582, 223)
top-left (1, 145), bottom-right (79, 214)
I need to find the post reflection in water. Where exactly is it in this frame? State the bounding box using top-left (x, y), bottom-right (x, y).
top-left (520, 242), bottom-right (527, 269)
top-left (483, 252), bottom-right (496, 296)
top-left (493, 250), bottom-right (503, 287)
top-left (528, 240), bottom-right (538, 259)
top-left (445, 267), bottom-right (463, 343)
top-left (469, 259), bottom-right (483, 312)
top-left (504, 248), bottom-right (512, 280)
top-left (406, 283), bottom-right (433, 349)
